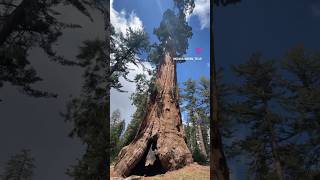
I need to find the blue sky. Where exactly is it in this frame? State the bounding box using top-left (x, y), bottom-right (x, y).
top-left (215, 0), bottom-right (320, 81)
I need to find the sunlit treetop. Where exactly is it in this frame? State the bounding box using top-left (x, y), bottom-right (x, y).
top-left (149, 0), bottom-right (195, 65)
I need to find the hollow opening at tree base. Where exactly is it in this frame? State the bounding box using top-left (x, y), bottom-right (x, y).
top-left (129, 138), bottom-right (167, 177)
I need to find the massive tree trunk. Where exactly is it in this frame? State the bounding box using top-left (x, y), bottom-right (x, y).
top-left (211, 89), bottom-right (229, 180)
top-left (114, 52), bottom-right (193, 177)
top-left (210, 3), bottom-right (230, 180)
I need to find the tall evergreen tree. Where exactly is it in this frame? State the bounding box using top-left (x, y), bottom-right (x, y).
top-left (63, 26), bottom-right (149, 179)
top-left (180, 77), bottom-right (211, 164)
top-left (110, 109), bottom-right (125, 162)
top-left (230, 54), bottom-right (286, 180)
top-left (181, 78), bottom-right (198, 151)
top-left (197, 76), bottom-right (211, 156)
top-left (1, 149), bottom-right (35, 180)
top-left (279, 45), bottom-right (320, 178)
top-left (61, 0), bottom-right (150, 178)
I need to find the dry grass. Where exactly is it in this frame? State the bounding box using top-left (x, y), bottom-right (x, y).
top-left (110, 163), bottom-right (210, 180)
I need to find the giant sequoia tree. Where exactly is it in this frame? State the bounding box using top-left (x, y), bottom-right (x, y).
top-left (113, 0), bottom-right (195, 177)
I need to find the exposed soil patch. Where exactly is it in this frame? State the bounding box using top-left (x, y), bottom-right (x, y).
top-left (110, 163), bottom-right (210, 180)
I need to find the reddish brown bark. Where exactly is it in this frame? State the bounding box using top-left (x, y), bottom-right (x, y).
top-left (113, 52), bottom-right (193, 177)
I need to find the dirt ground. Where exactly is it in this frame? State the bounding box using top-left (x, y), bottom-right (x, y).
top-left (110, 163), bottom-right (210, 180)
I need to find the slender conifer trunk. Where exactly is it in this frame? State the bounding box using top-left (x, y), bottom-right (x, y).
top-left (195, 112), bottom-right (208, 158)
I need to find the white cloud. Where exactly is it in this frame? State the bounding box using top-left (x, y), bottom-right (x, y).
top-left (110, 0), bottom-right (143, 35)
top-left (187, 0), bottom-right (210, 29)
top-left (110, 0), bottom-right (147, 128)
top-left (110, 62), bottom-right (153, 128)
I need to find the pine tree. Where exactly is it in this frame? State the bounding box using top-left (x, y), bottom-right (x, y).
top-left (181, 78), bottom-right (198, 151)
top-left (63, 26), bottom-right (149, 179)
top-left (1, 149), bottom-right (35, 180)
top-left (197, 76), bottom-right (211, 156)
top-left (230, 53), bottom-right (285, 180)
top-left (180, 78), bottom-right (209, 164)
top-left (279, 45), bottom-right (320, 178)
top-left (110, 109), bottom-right (125, 162)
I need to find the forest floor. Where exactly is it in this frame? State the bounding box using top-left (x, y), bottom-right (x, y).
top-left (110, 163), bottom-right (210, 180)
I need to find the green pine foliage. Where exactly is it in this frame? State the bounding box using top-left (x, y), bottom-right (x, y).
top-left (63, 24), bottom-right (149, 179)
top-left (230, 53), bottom-right (287, 179)
top-left (197, 76), bottom-right (211, 156)
top-left (0, 0), bottom-right (96, 101)
top-left (180, 77), bottom-right (210, 164)
top-left (279, 45), bottom-right (320, 177)
top-left (110, 110), bottom-right (125, 162)
top-left (1, 149), bottom-right (35, 180)
top-left (192, 145), bottom-right (207, 165)
top-left (181, 78), bottom-right (198, 150)
top-left (148, 0), bottom-right (194, 66)
top-left (227, 48), bottom-right (320, 179)
top-left (121, 72), bottom-right (156, 147)
top-left (63, 35), bottom-right (109, 180)
top-left (154, 9), bottom-right (192, 57)
top-left (109, 72), bottom-right (156, 163)
top-left (109, 27), bottom-right (150, 91)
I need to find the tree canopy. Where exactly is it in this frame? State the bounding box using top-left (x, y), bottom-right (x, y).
top-left (1, 149), bottom-right (35, 180)
top-left (0, 0), bottom-right (96, 101)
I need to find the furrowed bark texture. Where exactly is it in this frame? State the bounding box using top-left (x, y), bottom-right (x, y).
top-left (114, 52), bottom-right (193, 177)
